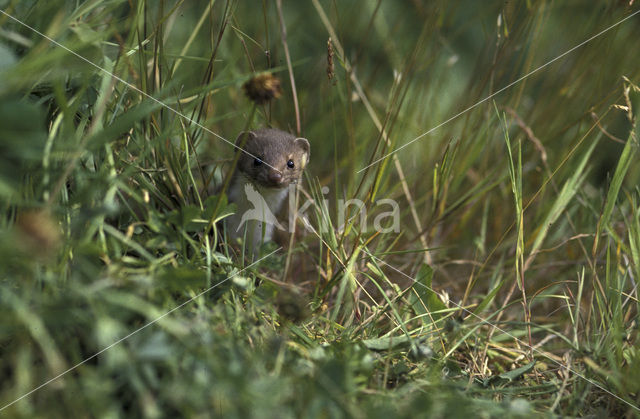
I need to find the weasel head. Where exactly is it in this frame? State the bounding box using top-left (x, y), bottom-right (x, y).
top-left (235, 128), bottom-right (310, 189)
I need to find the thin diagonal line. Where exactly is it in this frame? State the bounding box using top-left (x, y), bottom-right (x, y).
top-left (362, 249), bottom-right (640, 412)
top-left (0, 248), bottom-right (281, 412)
top-left (357, 8), bottom-right (640, 174)
top-left (0, 9), bottom-right (282, 173)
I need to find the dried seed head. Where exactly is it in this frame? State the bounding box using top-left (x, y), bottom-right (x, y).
top-left (327, 37), bottom-right (335, 84)
top-left (243, 73), bottom-right (282, 105)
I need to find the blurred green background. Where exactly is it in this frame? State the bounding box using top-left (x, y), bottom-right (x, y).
top-left (1, 0), bottom-right (639, 417)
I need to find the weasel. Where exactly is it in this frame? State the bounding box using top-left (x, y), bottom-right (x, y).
top-left (224, 128), bottom-right (310, 255)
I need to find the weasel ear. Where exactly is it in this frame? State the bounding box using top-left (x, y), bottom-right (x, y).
top-left (295, 137), bottom-right (310, 168)
top-left (235, 131), bottom-right (256, 147)
top-left (295, 137), bottom-right (310, 155)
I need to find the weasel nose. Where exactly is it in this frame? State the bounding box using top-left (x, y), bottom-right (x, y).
top-left (268, 170), bottom-right (283, 184)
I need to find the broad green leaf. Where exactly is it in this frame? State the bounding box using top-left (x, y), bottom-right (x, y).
top-left (0, 42), bottom-right (16, 73)
top-left (529, 133), bottom-right (599, 258)
top-left (362, 334), bottom-right (412, 351)
top-left (473, 276), bottom-right (506, 316)
top-left (601, 130), bottom-right (638, 230)
top-left (409, 264), bottom-right (447, 321)
top-left (483, 361), bottom-right (536, 386)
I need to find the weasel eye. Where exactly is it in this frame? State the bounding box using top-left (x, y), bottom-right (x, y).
top-left (253, 158), bottom-right (263, 167)
top-left (287, 159), bottom-right (295, 169)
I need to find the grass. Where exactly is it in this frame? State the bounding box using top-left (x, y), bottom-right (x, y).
top-left (1, 0), bottom-right (639, 417)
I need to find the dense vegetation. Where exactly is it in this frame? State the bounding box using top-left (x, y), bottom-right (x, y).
top-left (1, 1), bottom-right (639, 417)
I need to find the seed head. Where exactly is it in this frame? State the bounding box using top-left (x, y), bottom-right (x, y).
top-left (243, 73), bottom-right (282, 105)
top-left (327, 37), bottom-right (335, 84)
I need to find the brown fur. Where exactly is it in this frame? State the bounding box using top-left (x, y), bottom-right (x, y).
top-left (235, 128), bottom-right (309, 189)
top-left (225, 128), bottom-right (310, 255)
